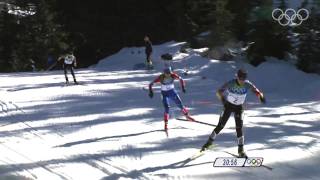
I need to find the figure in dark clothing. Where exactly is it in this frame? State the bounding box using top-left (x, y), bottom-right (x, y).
top-left (144, 36), bottom-right (153, 67)
top-left (201, 69), bottom-right (266, 157)
top-left (58, 53), bottom-right (78, 84)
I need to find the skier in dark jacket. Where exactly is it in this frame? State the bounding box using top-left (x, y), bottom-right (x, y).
top-left (149, 66), bottom-right (193, 130)
top-left (58, 52), bottom-right (78, 84)
top-left (144, 36), bottom-right (153, 67)
top-left (201, 69), bottom-right (266, 157)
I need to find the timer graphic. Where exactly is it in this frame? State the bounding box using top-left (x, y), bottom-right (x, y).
top-left (213, 157), bottom-right (264, 167)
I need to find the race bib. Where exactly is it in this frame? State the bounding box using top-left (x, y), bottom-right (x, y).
top-left (161, 84), bottom-right (174, 91)
top-left (64, 56), bottom-right (74, 64)
top-left (226, 91), bottom-right (246, 105)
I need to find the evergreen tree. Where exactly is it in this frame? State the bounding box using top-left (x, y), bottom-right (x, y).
top-left (0, 0), bottom-right (69, 72)
top-left (227, 0), bottom-right (252, 41)
top-left (185, 0), bottom-right (234, 48)
top-left (25, 0), bottom-right (69, 70)
top-left (0, 4), bottom-right (19, 72)
top-left (208, 0), bottom-right (234, 47)
top-left (185, 0), bottom-right (216, 32)
top-left (246, 0), bottom-right (292, 66)
top-left (164, 0), bottom-right (197, 41)
top-left (296, 5), bottom-right (320, 73)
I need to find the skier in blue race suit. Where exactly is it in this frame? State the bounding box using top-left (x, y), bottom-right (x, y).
top-left (201, 69), bottom-right (266, 157)
top-left (149, 67), bottom-right (193, 130)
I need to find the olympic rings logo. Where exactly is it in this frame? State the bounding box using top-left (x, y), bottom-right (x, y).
top-left (272, 8), bottom-right (309, 26)
top-left (245, 157), bottom-right (263, 167)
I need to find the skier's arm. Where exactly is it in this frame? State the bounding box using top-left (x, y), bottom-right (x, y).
top-left (172, 73), bottom-right (186, 93)
top-left (146, 41), bottom-right (152, 52)
top-left (149, 76), bottom-right (161, 90)
top-left (57, 56), bottom-right (63, 61)
top-left (57, 56), bottom-right (64, 68)
top-left (148, 76), bottom-right (161, 98)
top-left (248, 81), bottom-right (266, 103)
top-left (73, 56), bottom-right (77, 67)
top-left (216, 82), bottom-right (229, 104)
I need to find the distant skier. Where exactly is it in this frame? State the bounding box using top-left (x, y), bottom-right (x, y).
top-left (149, 66), bottom-right (193, 130)
top-left (144, 35), bottom-right (153, 68)
top-left (58, 51), bottom-right (78, 84)
top-left (201, 69), bottom-right (266, 157)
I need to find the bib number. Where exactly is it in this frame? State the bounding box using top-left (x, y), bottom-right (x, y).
top-left (64, 56), bottom-right (74, 64)
top-left (226, 92), bottom-right (246, 105)
top-left (161, 84), bottom-right (174, 91)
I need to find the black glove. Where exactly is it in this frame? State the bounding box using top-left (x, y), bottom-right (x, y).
top-left (260, 95), bottom-right (266, 104)
top-left (182, 87), bottom-right (186, 93)
top-left (149, 90), bottom-right (154, 98)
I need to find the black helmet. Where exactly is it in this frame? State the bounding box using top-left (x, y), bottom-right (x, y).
top-left (237, 69), bottom-right (247, 80)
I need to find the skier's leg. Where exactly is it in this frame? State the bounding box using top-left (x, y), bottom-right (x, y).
top-left (70, 66), bottom-right (77, 84)
top-left (164, 112), bottom-right (169, 130)
top-left (162, 92), bottom-right (170, 129)
top-left (201, 105), bottom-right (232, 151)
top-left (214, 106), bottom-right (232, 135)
top-left (63, 64), bottom-right (69, 83)
top-left (235, 108), bottom-right (244, 138)
top-left (172, 91), bottom-right (189, 116)
top-left (162, 95), bottom-right (170, 114)
top-left (146, 52), bottom-right (152, 65)
top-left (235, 106), bottom-right (247, 157)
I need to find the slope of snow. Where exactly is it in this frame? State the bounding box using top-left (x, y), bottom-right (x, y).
top-left (0, 41), bottom-right (319, 180)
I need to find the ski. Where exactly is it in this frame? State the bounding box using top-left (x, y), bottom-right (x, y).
top-left (62, 82), bottom-right (85, 87)
top-left (180, 151), bottom-right (205, 166)
top-left (185, 115), bottom-right (195, 122)
top-left (182, 151), bottom-right (204, 165)
top-left (223, 151), bottom-right (273, 171)
top-left (179, 145), bottom-right (215, 166)
top-left (176, 117), bottom-right (216, 127)
top-left (164, 129), bottom-right (169, 137)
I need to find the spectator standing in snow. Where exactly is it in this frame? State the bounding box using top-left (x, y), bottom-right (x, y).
top-left (144, 35), bottom-right (153, 67)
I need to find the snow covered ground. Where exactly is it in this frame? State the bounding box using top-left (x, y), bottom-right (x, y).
top-left (0, 42), bottom-right (319, 180)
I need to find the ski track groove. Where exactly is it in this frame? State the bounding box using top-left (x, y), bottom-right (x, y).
top-left (1, 158), bottom-right (38, 179)
top-left (0, 143), bottom-right (71, 180)
top-left (97, 158), bottom-right (150, 180)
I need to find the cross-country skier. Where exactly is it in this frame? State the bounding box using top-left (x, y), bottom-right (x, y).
top-left (201, 69), bottom-right (266, 157)
top-left (58, 52), bottom-right (78, 84)
top-left (149, 66), bottom-right (193, 130)
top-left (144, 35), bottom-right (153, 68)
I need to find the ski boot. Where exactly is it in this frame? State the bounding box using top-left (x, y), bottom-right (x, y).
top-left (164, 121), bottom-right (168, 131)
top-left (146, 61), bottom-right (153, 70)
top-left (164, 113), bottom-right (169, 131)
top-left (186, 115), bottom-right (195, 122)
top-left (238, 145), bottom-right (248, 158)
top-left (182, 108), bottom-right (194, 122)
top-left (201, 138), bottom-right (213, 152)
